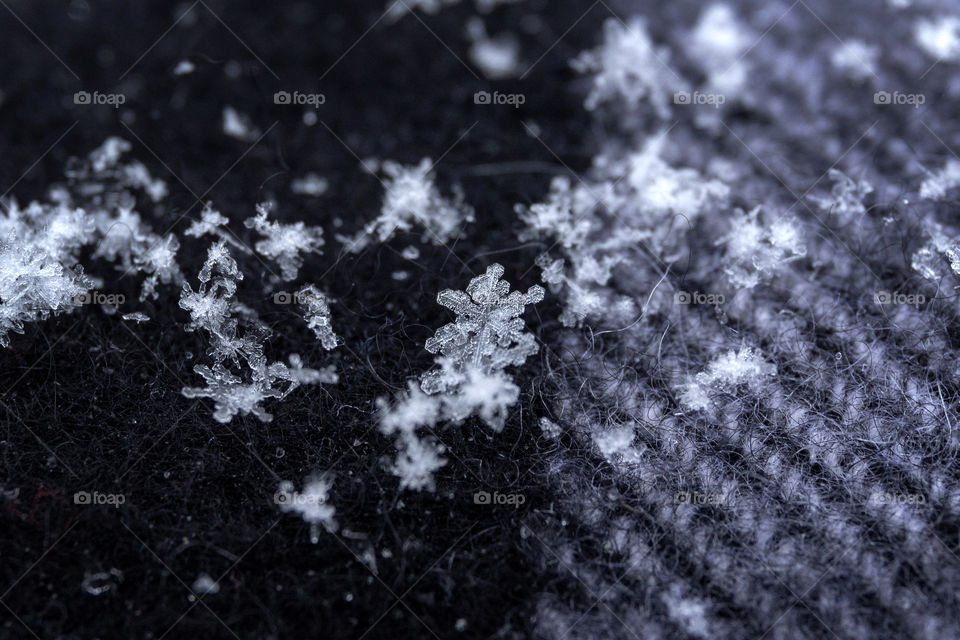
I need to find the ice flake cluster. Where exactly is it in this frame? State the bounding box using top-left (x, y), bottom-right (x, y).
top-left (244, 203), bottom-right (325, 281)
top-left (0, 137), bottom-right (179, 346)
top-left (180, 242), bottom-right (337, 423)
top-left (379, 264), bottom-right (543, 490)
top-left (717, 207), bottom-right (806, 289)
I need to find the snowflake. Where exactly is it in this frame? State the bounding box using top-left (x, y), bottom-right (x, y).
top-left (277, 475), bottom-right (338, 543)
top-left (297, 284), bottom-right (338, 349)
top-left (420, 263), bottom-right (544, 394)
top-left (244, 202), bottom-right (324, 281)
top-left (571, 17), bottom-right (677, 117)
top-left (340, 158), bottom-right (474, 252)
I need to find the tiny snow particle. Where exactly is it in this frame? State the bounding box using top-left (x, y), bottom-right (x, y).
top-left (122, 312), bottom-right (150, 324)
top-left (277, 476), bottom-right (338, 542)
top-left (297, 284), bottom-right (338, 349)
top-left (222, 106), bottom-right (260, 142)
top-left (192, 573), bottom-right (220, 595)
top-left (467, 18), bottom-right (520, 79)
top-left (173, 60), bottom-right (195, 75)
top-left (539, 417), bottom-right (562, 439)
top-left (290, 173), bottom-right (329, 197)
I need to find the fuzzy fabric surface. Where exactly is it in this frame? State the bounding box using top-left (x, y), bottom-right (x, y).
top-left (2, 1), bottom-right (960, 639)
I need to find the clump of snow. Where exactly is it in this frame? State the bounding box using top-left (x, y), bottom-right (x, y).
top-left (830, 40), bottom-right (880, 81)
top-left (717, 207), bottom-right (806, 288)
top-left (808, 169), bottom-right (873, 221)
top-left (920, 159), bottom-right (960, 200)
top-left (914, 17), bottom-right (960, 62)
top-left (679, 347), bottom-right (776, 412)
top-left (687, 4), bottom-right (754, 97)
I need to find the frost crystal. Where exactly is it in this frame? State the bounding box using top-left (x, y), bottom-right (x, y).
top-left (679, 347), bottom-right (776, 412)
top-left (244, 203), bottom-right (324, 281)
top-left (379, 264), bottom-right (543, 490)
top-left (571, 18), bottom-right (676, 117)
top-left (180, 242), bottom-right (336, 423)
top-left (297, 284), bottom-right (338, 349)
top-left (277, 475), bottom-right (338, 543)
top-left (340, 158), bottom-right (474, 252)
top-left (717, 207), bottom-right (806, 289)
